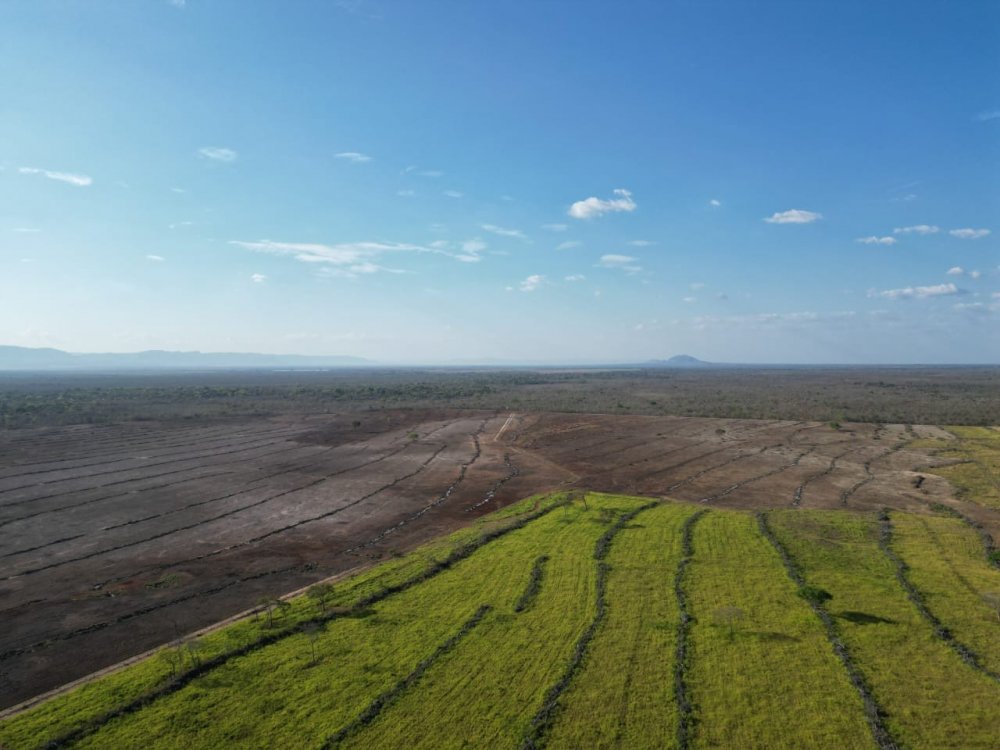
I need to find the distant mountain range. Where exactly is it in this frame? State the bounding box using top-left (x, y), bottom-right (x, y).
top-left (644, 354), bottom-right (715, 368)
top-left (0, 346), bottom-right (372, 371)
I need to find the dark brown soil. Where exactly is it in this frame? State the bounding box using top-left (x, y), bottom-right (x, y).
top-left (0, 409), bottom-right (992, 709)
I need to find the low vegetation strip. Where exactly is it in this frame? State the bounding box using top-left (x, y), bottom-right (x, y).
top-left (0, 496), bottom-right (569, 749)
top-left (520, 500), bottom-right (659, 750)
top-left (319, 604), bottom-right (492, 748)
top-left (514, 555), bottom-right (549, 613)
top-left (886, 511), bottom-right (1000, 677)
top-left (921, 427), bottom-right (1000, 510)
top-left (542, 503), bottom-right (696, 749)
top-left (686, 512), bottom-right (872, 749)
top-left (672, 508), bottom-right (707, 750)
top-left (757, 512), bottom-right (897, 750)
top-left (768, 510), bottom-right (1000, 750)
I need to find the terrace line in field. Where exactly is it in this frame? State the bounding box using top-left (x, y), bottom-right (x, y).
top-left (685, 512), bottom-right (871, 749)
top-left (769, 510), bottom-right (1000, 749)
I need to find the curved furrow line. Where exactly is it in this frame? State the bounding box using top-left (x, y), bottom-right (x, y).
top-left (0, 431), bottom-right (309, 497)
top-left (792, 444), bottom-right (867, 507)
top-left (878, 510), bottom-right (1000, 683)
top-left (344, 420), bottom-right (490, 553)
top-left (90, 440), bottom-right (448, 590)
top-left (0, 424), bottom-right (302, 480)
top-left (0, 438), bottom-right (334, 512)
top-left (661, 444), bottom-right (779, 494)
top-left (756, 512), bottom-right (900, 750)
top-left (0, 469), bottom-right (237, 531)
top-left (464, 452), bottom-right (520, 512)
top-left (840, 439), bottom-right (908, 506)
top-left (672, 509), bottom-right (709, 750)
top-left (631, 445), bottom-right (736, 484)
top-left (703, 446), bottom-right (818, 503)
top-left (2, 440), bottom-right (427, 581)
top-left (521, 500), bottom-right (659, 749)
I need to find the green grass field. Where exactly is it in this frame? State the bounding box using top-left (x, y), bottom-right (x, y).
top-left (920, 427), bottom-right (1000, 509)
top-left (3, 490), bottom-right (1000, 749)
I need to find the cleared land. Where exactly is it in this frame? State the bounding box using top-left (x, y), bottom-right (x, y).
top-left (1, 406), bottom-right (983, 709)
top-left (2, 492), bottom-right (998, 749)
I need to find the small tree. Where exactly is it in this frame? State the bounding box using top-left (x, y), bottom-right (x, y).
top-left (160, 645), bottom-right (184, 677)
top-left (275, 598), bottom-right (292, 622)
top-left (798, 585), bottom-right (833, 607)
top-left (302, 622), bottom-right (322, 665)
top-left (257, 596), bottom-right (280, 628)
top-left (983, 591), bottom-right (1000, 623)
top-left (713, 606), bottom-right (745, 640)
top-left (307, 583), bottom-right (334, 614)
top-left (183, 638), bottom-right (203, 668)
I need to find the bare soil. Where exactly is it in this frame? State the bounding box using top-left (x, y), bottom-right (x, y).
top-left (0, 409), bottom-right (992, 709)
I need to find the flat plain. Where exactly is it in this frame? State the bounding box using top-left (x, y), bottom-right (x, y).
top-left (0, 368), bottom-right (998, 749)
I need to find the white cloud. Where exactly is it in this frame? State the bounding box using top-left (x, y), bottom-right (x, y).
top-left (443, 190), bottom-right (464, 198)
top-left (481, 224), bottom-right (528, 241)
top-left (568, 188), bottom-right (636, 220)
top-left (170, 187), bottom-right (186, 194)
top-left (709, 199), bottom-right (721, 207)
top-left (146, 254), bottom-right (165, 262)
top-left (947, 266), bottom-right (964, 276)
top-left (993, 292), bottom-right (1000, 300)
top-left (565, 274), bottom-right (585, 282)
top-left (168, 0), bottom-right (186, 7)
top-left (18, 167), bottom-right (92, 187)
top-left (856, 236), bottom-right (897, 245)
top-left (251, 273), bottom-right (267, 283)
top-left (690, 282), bottom-right (705, 291)
top-left (12, 227), bottom-right (40, 233)
top-left (519, 274), bottom-right (545, 292)
top-left (763, 209), bottom-right (822, 224)
top-left (598, 254), bottom-right (642, 274)
top-left (198, 147), bottom-right (237, 163)
top-left (976, 110), bottom-right (1000, 122)
top-left (555, 240), bottom-right (581, 251)
top-left (893, 224), bottom-right (939, 235)
top-left (334, 151), bottom-right (372, 163)
top-left (949, 228), bottom-right (991, 240)
top-left (871, 282), bottom-right (960, 300)
top-left (683, 297), bottom-right (697, 303)
top-left (542, 223), bottom-right (568, 232)
top-left (404, 166), bottom-right (444, 178)
top-left (969, 270), bottom-right (982, 280)
top-left (628, 240), bottom-right (655, 247)
top-left (397, 189), bottom-right (415, 197)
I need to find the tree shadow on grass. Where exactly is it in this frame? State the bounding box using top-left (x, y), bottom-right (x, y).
top-left (838, 611), bottom-right (897, 625)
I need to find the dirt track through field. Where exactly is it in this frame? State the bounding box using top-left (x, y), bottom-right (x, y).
top-left (0, 410), bottom-right (986, 709)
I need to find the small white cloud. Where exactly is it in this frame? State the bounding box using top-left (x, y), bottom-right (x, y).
top-left (976, 110), bottom-right (1000, 122)
top-left (397, 189), bottom-right (415, 197)
top-left (992, 292), bottom-right (1000, 300)
top-left (709, 199), bottom-right (721, 207)
top-left (170, 187), bottom-right (186, 194)
top-left (568, 188), bottom-right (637, 220)
top-left (519, 274), bottom-right (544, 292)
top-left (872, 282), bottom-right (960, 300)
top-left (481, 224), bottom-right (528, 241)
top-left (168, 0), bottom-right (186, 7)
top-left (856, 236), bottom-right (897, 245)
top-left (628, 240), bottom-right (655, 247)
top-left (462, 239), bottom-right (487, 253)
top-left (969, 270), bottom-right (982, 279)
top-left (949, 228), bottom-right (991, 240)
top-left (947, 266), bottom-right (964, 276)
top-left (406, 167), bottom-right (443, 177)
top-left (542, 223), bottom-right (568, 232)
top-left (565, 274), bottom-right (585, 282)
top-left (598, 254), bottom-right (637, 266)
top-left (443, 190), bottom-right (463, 198)
top-left (146, 254), bottom-right (165, 262)
top-left (251, 273), bottom-right (267, 283)
top-left (334, 151), bottom-right (372, 163)
top-left (18, 167), bottom-right (92, 187)
top-left (12, 227), bottom-right (40, 233)
top-left (683, 296), bottom-right (697, 303)
top-left (763, 209), bottom-right (821, 224)
top-left (198, 147), bottom-right (237, 163)
top-left (555, 240), bottom-right (581, 251)
top-left (690, 282), bottom-right (705, 291)
top-left (893, 224), bottom-right (939, 235)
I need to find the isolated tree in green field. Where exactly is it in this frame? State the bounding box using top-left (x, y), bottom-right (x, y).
top-left (183, 638), bottom-right (204, 667)
top-left (713, 605), bottom-right (745, 640)
top-left (159, 645), bottom-right (184, 677)
top-left (275, 598), bottom-right (292, 622)
top-left (257, 596), bottom-right (280, 628)
top-left (983, 591), bottom-right (1000, 623)
top-left (798, 585), bottom-right (833, 606)
top-left (302, 622), bottom-right (322, 666)
top-left (307, 583), bottom-right (334, 614)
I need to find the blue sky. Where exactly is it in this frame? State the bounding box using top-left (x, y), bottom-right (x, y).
top-left (1, 0), bottom-right (998, 364)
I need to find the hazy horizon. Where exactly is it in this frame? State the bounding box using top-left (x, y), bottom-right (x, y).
top-left (2, 1), bottom-right (998, 365)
